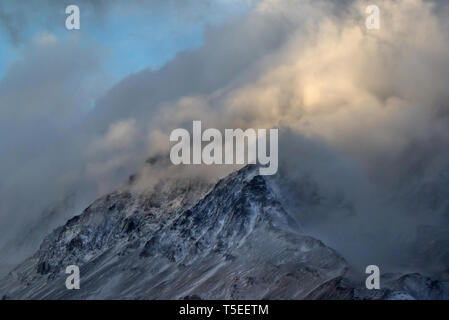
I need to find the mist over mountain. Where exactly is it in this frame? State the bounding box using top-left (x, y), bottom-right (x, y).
top-left (1, 0), bottom-right (449, 299)
top-left (2, 164), bottom-right (448, 300)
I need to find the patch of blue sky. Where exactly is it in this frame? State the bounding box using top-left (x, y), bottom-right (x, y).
top-left (85, 0), bottom-right (255, 79)
top-left (0, 41), bottom-right (4, 77)
top-left (0, 0), bottom-right (255, 81)
top-left (0, 34), bottom-right (19, 78)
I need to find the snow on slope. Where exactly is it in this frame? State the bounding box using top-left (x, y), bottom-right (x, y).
top-left (1, 165), bottom-right (447, 299)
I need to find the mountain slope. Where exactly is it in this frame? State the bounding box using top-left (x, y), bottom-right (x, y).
top-left (3, 165), bottom-right (448, 300)
top-left (0, 165), bottom-right (350, 299)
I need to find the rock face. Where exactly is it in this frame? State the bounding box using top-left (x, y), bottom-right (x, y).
top-left (0, 166), bottom-right (349, 299)
top-left (1, 165), bottom-right (447, 300)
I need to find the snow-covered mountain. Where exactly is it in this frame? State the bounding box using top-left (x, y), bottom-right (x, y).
top-left (0, 165), bottom-right (447, 299)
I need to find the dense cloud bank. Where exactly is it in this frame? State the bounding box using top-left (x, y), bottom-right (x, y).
top-left (1, 0), bottom-right (449, 276)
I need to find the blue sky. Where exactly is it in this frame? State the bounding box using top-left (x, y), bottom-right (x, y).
top-left (0, 32), bottom-right (15, 76)
top-left (0, 0), bottom-right (254, 80)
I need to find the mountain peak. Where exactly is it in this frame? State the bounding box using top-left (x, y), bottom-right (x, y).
top-left (0, 165), bottom-right (352, 299)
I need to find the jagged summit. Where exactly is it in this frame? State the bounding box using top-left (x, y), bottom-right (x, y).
top-left (0, 165), bottom-right (351, 299)
top-left (1, 165), bottom-right (447, 300)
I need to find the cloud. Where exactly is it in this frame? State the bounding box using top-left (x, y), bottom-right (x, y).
top-left (92, 119), bottom-right (137, 151)
top-left (0, 34), bottom-right (112, 275)
top-left (111, 0), bottom-right (449, 272)
top-left (2, 0), bottom-right (449, 276)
